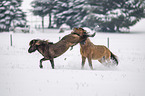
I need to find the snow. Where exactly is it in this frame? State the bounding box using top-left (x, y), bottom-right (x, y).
top-left (83, 27), bottom-right (94, 34)
top-left (10, 6), bottom-right (15, 10)
top-left (10, 11), bottom-right (14, 15)
top-left (130, 18), bottom-right (145, 32)
top-left (0, 19), bottom-right (6, 22)
top-left (61, 3), bottom-right (67, 7)
top-left (0, 29), bottom-right (145, 96)
top-left (0, 7), bottom-right (5, 10)
top-left (0, 14), bottom-right (4, 18)
top-left (34, 7), bottom-right (43, 11)
top-left (5, 10), bottom-right (10, 14)
top-left (35, 0), bottom-right (52, 2)
top-left (60, 23), bottom-right (71, 29)
top-left (5, 16), bottom-right (10, 20)
top-left (5, 21), bottom-right (10, 24)
top-left (3, 1), bottom-right (10, 6)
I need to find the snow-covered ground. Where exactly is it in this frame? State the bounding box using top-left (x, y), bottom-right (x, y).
top-left (0, 29), bottom-right (145, 96)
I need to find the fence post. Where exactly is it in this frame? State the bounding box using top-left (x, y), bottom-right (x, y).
top-left (10, 31), bottom-right (13, 46)
top-left (107, 37), bottom-right (109, 48)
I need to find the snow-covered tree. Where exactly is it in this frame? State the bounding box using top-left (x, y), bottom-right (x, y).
top-left (0, 0), bottom-right (27, 32)
top-left (53, 0), bottom-right (70, 28)
top-left (31, 0), bottom-right (57, 28)
top-left (31, 1), bottom-right (47, 29)
top-left (31, 0), bottom-right (145, 32)
top-left (54, 0), bottom-right (87, 28)
top-left (82, 0), bottom-right (145, 32)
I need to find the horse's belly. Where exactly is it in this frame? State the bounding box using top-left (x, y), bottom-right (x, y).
top-left (92, 54), bottom-right (102, 60)
top-left (91, 47), bottom-right (105, 60)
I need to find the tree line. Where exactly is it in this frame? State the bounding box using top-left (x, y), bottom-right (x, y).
top-left (0, 0), bottom-right (145, 32)
top-left (31, 0), bottom-right (145, 32)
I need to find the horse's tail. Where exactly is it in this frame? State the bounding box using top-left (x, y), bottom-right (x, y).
top-left (110, 52), bottom-right (118, 65)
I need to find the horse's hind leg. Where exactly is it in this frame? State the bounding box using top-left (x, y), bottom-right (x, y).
top-left (105, 50), bottom-right (112, 66)
top-left (50, 59), bottom-right (54, 69)
top-left (81, 56), bottom-right (86, 69)
top-left (99, 56), bottom-right (112, 67)
top-left (105, 59), bottom-right (112, 67)
top-left (98, 56), bottom-right (107, 66)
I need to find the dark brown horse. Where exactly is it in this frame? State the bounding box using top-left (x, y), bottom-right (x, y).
top-left (28, 28), bottom-right (95, 69)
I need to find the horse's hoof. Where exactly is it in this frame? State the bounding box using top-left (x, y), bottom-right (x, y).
top-left (90, 67), bottom-right (94, 70)
top-left (81, 67), bottom-right (84, 70)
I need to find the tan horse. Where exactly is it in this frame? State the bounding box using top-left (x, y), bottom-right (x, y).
top-left (80, 38), bottom-right (118, 69)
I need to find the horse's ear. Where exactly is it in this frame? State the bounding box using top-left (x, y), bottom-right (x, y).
top-left (29, 40), bottom-right (34, 46)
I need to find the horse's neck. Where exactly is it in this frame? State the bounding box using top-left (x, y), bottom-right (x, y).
top-left (53, 40), bottom-right (71, 56)
top-left (37, 45), bottom-right (46, 56)
top-left (80, 38), bottom-right (92, 47)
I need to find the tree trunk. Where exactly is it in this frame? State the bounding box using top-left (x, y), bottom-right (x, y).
top-left (116, 26), bottom-right (120, 32)
top-left (42, 16), bottom-right (44, 29)
top-left (48, 13), bottom-right (51, 28)
top-left (7, 20), bottom-right (12, 32)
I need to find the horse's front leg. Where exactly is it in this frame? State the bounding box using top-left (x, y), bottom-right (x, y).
top-left (40, 58), bottom-right (47, 68)
top-left (81, 56), bottom-right (86, 69)
top-left (49, 59), bottom-right (55, 69)
top-left (87, 57), bottom-right (93, 70)
top-left (70, 46), bottom-right (74, 51)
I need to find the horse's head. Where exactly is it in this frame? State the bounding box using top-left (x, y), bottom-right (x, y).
top-left (28, 39), bottom-right (40, 53)
top-left (28, 39), bottom-right (51, 53)
top-left (71, 27), bottom-right (96, 44)
top-left (71, 27), bottom-right (96, 38)
top-left (71, 28), bottom-right (87, 37)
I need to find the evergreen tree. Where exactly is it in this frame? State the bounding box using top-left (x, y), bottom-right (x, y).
top-left (82, 0), bottom-right (145, 32)
top-left (45, 0), bottom-right (57, 28)
top-left (31, 1), bottom-right (47, 29)
top-left (31, 0), bottom-right (57, 28)
top-left (53, 0), bottom-right (70, 28)
top-left (0, 0), bottom-right (26, 32)
top-left (31, 0), bottom-right (145, 32)
top-left (54, 0), bottom-right (87, 28)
